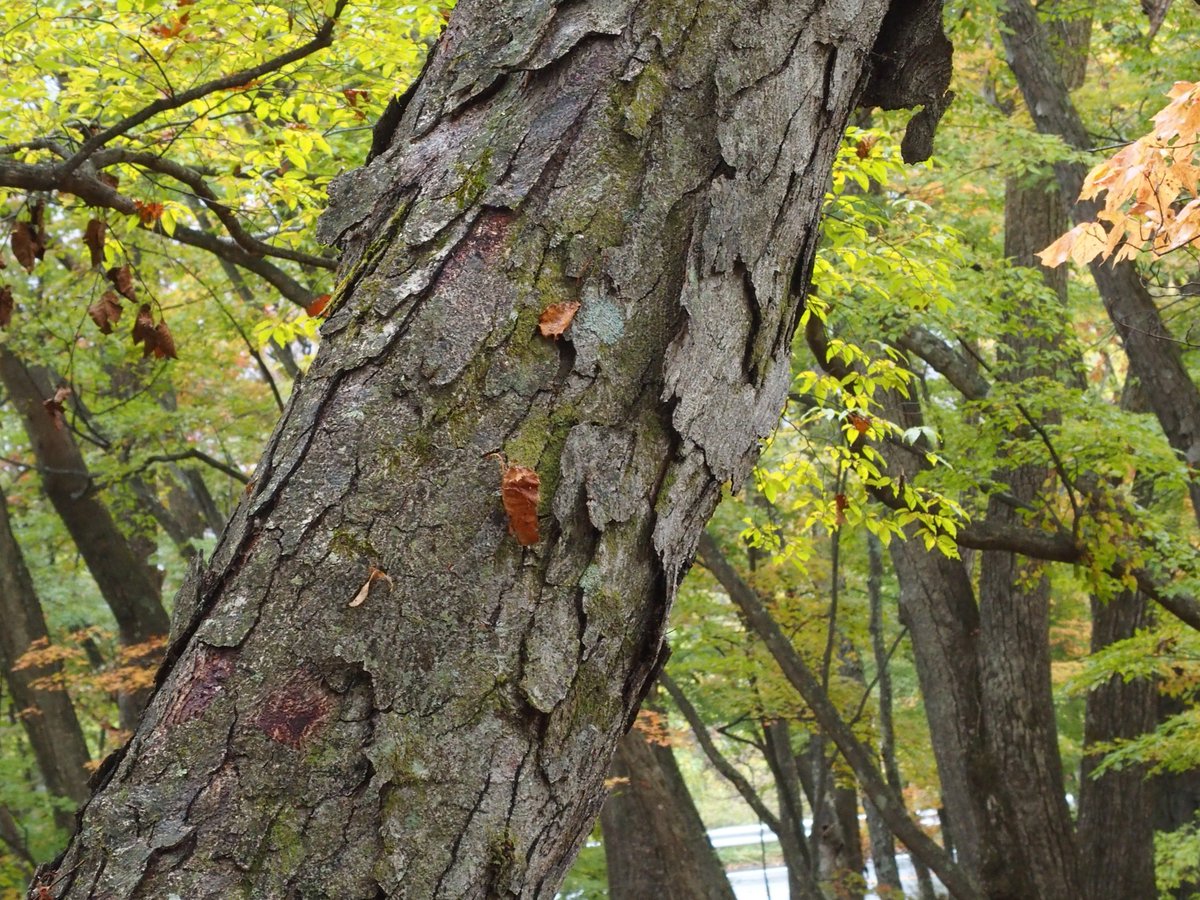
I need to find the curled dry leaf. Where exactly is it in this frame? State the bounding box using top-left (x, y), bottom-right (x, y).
top-left (43, 386), bottom-right (71, 431)
top-left (131, 303), bottom-right (156, 346)
top-left (500, 462), bottom-right (540, 546)
top-left (87, 291), bottom-right (123, 334)
top-left (0, 285), bottom-right (12, 328)
top-left (348, 566), bottom-right (394, 608)
top-left (11, 221), bottom-right (36, 272)
top-left (85, 219), bottom-right (106, 268)
top-left (537, 301), bottom-right (581, 340)
top-left (152, 320), bottom-right (178, 359)
top-left (306, 293), bottom-right (332, 317)
top-left (130, 304), bottom-right (178, 359)
top-left (107, 265), bottom-right (137, 300)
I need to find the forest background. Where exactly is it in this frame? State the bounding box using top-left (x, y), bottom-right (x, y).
top-left (0, 0), bottom-right (1199, 897)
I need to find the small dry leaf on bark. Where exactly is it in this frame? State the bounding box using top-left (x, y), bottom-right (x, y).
top-left (537, 301), bottom-right (581, 340)
top-left (348, 566), bottom-right (394, 608)
top-left (495, 457), bottom-right (540, 545)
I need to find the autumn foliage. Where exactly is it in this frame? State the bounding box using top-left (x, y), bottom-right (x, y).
top-left (1041, 81), bottom-right (1200, 267)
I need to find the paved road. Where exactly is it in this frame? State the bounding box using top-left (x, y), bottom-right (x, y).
top-left (710, 824), bottom-right (946, 899)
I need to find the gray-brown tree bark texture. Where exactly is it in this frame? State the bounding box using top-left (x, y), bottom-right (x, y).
top-left (46, 1), bottom-right (952, 896)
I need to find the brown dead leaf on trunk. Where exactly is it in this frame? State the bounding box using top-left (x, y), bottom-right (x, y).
top-left (495, 457), bottom-right (540, 546)
top-left (537, 301), bottom-right (580, 340)
top-left (43, 386), bottom-right (72, 430)
top-left (348, 566), bottom-right (394, 608)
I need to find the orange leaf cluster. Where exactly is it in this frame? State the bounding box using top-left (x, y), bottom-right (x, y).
top-left (1040, 81), bottom-right (1200, 267)
top-left (133, 199), bottom-right (165, 226)
top-left (149, 12), bottom-right (190, 38)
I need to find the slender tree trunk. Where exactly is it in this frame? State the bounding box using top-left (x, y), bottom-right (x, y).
top-left (0, 493), bottom-right (93, 833)
top-left (764, 719), bottom-right (824, 900)
top-left (699, 534), bottom-right (979, 899)
top-left (0, 351), bottom-right (169, 646)
top-left (46, 0), bottom-right (956, 895)
top-left (0, 350), bottom-right (169, 726)
top-left (600, 719), bottom-right (735, 900)
top-left (864, 534), bottom-right (903, 898)
top-left (1076, 589), bottom-right (1157, 900)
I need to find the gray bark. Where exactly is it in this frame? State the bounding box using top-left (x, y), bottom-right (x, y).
top-left (44, 0), bottom-right (955, 896)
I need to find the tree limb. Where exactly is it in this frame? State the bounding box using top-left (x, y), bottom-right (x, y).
top-left (55, 1), bottom-right (350, 178)
top-left (697, 532), bottom-right (983, 900)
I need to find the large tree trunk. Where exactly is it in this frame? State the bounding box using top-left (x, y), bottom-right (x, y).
top-left (600, 721), bottom-right (735, 900)
top-left (45, 0), bottom-right (953, 896)
top-left (0, 493), bottom-right (92, 832)
top-left (971, 174), bottom-right (1082, 900)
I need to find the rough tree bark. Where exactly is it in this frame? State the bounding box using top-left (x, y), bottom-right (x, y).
top-left (972, 174), bottom-right (1081, 899)
top-left (45, 0), bottom-right (953, 896)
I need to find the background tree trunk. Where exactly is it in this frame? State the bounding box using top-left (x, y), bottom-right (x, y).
top-left (46, 0), bottom-right (954, 895)
top-left (0, 493), bottom-right (92, 832)
top-left (600, 722), bottom-right (735, 900)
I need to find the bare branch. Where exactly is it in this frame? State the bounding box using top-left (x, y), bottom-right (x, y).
top-left (92, 148), bottom-right (336, 270)
top-left (134, 449), bottom-right (250, 485)
top-left (0, 158), bottom-right (317, 307)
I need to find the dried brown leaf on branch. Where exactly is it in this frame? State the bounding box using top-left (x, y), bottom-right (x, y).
top-left (11, 221), bottom-right (36, 272)
top-left (537, 301), bottom-right (580, 340)
top-left (107, 265), bottom-right (137, 300)
top-left (0, 285), bottom-right (12, 328)
top-left (130, 304), bottom-right (179, 358)
top-left (85, 219), bottom-right (107, 268)
top-left (152, 320), bottom-right (178, 359)
top-left (133, 200), bottom-right (165, 226)
top-left (87, 291), bottom-right (123, 334)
